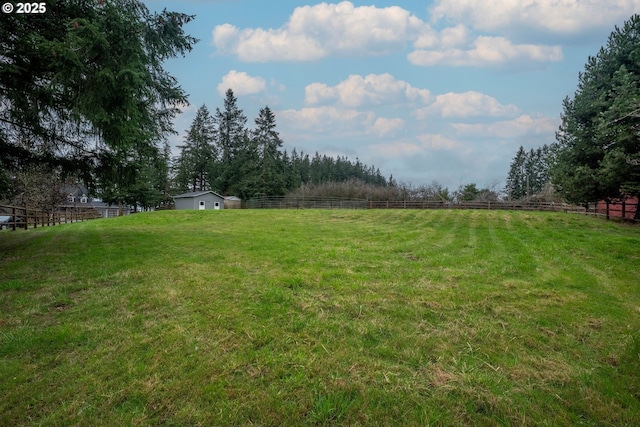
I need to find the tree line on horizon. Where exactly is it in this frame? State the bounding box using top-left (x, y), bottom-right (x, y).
top-left (171, 89), bottom-right (388, 202)
top-left (507, 15), bottom-right (640, 208)
top-left (1, 1), bottom-right (637, 212)
top-left (178, 14), bottom-right (640, 207)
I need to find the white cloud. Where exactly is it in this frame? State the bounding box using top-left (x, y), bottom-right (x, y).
top-left (416, 133), bottom-right (462, 151)
top-left (370, 133), bottom-right (462, 157)
top-left (414, 24), bottom-right (472, 49)
top-left (430, 0), bottom-right (639, 36)
top-left (370, 140), bottom-right (424, 157)
top-left (304, 82), bottom-right (338, 106)
top-left (212, 2), bottom-right (566, 68)
top-left (408, 36), bottom-right (563, 68)
top-left (278, 106), bottom-right (403, 138)
top-left (371, 117), bottom-right (405, 136)
top-left (214, 24), bottom-right (327, 62)
top-left (217, 70), bottom-right (266, 97)
top-left (414, 91), bottom-right (519, 119)
top-left (278, 106), bottom-right (376, 132)
top-left (451, 114), bottom-right (559, 138)
top-left (212, 1), bottom-right (425, 62)
top-left (305, 73), bottom-right (432, 107)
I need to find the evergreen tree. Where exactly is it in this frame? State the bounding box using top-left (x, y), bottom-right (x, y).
top-left (298, 152), bottom-right (311, 185)
top-left (0, 0), bottom-right (196, 197)
top-left (175, 104), bottom-right (217, 192)
top-left (126, 142), bottom-right (171, 211)
top-left (227, 134), bottom-right (260, 200)
top-left (456, 183), bottom-right (480, 202)
top-left (253, 106), bottom-right (286, 195)
top-left (214, 89), bottom-right (248, 194)
top-left (506, 145), bottom-right (551, 199)
top-left (286, 149), bottom-right (302, 189)
top-left (552, 15), bottom-right (640, 203)
top-left (506, 146), bottom-right (527, 199)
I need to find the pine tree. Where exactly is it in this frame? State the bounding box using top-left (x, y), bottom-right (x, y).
top-left (228, 134), bottom-right (261, 200)
top-left (506, 145), bottom-right (552, 200)
top-left (127, 143), bottom-right (170, 211)
top-left (253, 106), bottom-right (286, 195)
top-left (552, 15), bottom-right (640, 203)
top-left (506, 146), bottom-right (527, 199)
top-left (176, 104), bottom-right (217, 192)
top-left (0, 0), bottom-right (196, 198)
top-left (214, 89), bottom-right (248, 194)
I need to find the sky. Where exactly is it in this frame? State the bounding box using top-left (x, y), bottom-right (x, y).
top-left (146, 0), bottom-right (640, 191)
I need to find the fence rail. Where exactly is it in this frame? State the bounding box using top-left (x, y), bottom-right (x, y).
top-left (246, 196), bottom-right (368, 210)
top-left (244, 196), bottom-right (638, 222)
top-left (245, 197), bottom-right (585, 213)
top-left (367, 200), bottom-right (586, 212)
top-left (588, 199), bottom-right (639, 222)
top-left (369, 199), bottom-right (638, 221)
top-left (0, 204), bottom-right (100, 231)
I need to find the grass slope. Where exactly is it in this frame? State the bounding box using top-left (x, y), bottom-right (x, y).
top-left (1, 210), bottom-right (639, 426)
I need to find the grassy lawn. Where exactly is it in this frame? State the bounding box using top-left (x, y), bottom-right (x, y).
top-left (1, 209), bottom-right (639, 426)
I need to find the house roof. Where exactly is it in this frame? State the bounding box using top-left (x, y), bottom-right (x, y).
top-left (173, 191), bottom-right (224, 199)
top-left (61, 183), bottom-right (90, 197)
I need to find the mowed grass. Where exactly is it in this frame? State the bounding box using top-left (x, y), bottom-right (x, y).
top-left (1, 209), bottom-right (639, 426)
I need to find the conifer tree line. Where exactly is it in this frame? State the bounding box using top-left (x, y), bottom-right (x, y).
top-left (550, 15), bottom-right (640, 205)
top-left (172, 89), bottom-right (388, 201)
top-left (504, 145), bottom-right (552, 200)
top-left (2, 1), bottom-right (637, 210)
top-left (505, 14), bottom-right (640, 205)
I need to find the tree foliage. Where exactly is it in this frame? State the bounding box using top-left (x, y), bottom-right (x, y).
top-left (254, 106), bottom-right (286, 196)
top-left (172, 90), bottom-right (389, 201)
top-left (125, 142), bottom-right (172, 211)
top-left (0, 0), bottom-right (197, 197)
top-left (454, 183), bottom-right (499, 202)
top-left (213, 89), bottom-right (248, 195)
top-left (174, 104), bottom-right (217, 192)
top-left (552, 15), bottom-right (640, 203)
top-left (5, 164), bottom-right (69, 210)
top-left (505, 145), bottom-right (551, 200)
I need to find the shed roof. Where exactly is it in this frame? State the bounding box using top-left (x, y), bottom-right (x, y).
top-left (173, 190), bottom-right (224, 199)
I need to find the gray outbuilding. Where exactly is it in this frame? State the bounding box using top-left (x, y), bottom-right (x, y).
top-left (173, 191), bottom-right (225, 210)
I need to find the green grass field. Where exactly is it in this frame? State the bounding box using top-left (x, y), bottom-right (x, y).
top-left (1, 209), bottom-right (639, 426)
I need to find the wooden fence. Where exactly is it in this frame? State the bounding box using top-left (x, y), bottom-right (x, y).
top-left (0, 204), bottom-right (100, 231)
top-left (244, 196), bottom-right (637, 222)
top-left (590, 199), bottom-right (639, 222)
top-left (367, 199), bottom-right (639, 222)
top-left (367, 200), bottom-right (587, 213)
top-left (246, 196), bottom-right (368, 210)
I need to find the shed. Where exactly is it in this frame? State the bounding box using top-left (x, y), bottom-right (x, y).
top-left (173, 191), bottom-right (225, 210)
top-left (224, 196), bottom-right (242, 209)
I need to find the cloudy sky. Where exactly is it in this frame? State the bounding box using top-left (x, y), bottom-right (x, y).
top-left (147, 0), bottom-right (640, 190)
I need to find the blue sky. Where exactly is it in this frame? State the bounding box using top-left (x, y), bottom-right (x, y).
top-left (146, 0), bottom-right (640, 191)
